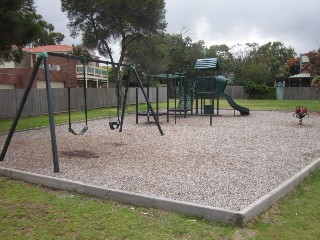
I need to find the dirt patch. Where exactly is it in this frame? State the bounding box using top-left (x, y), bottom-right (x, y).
top-left (59, 150), bottom-right (99, 159)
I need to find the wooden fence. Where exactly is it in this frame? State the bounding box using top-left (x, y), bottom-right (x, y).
top-left (1, 86), bottom-right (320, 118)
top-left (0, 87), bottom-right (167, 119)
top-left (225, 86), bottom-right (320, 100)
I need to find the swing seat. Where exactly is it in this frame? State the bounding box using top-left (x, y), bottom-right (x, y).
top-left (69, 125), bottom-right (88, 135)
top-left (109, 121), bottom-right (120, 130)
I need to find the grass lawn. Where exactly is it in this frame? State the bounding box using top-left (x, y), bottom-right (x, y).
top-left (1, 169), bottom-right (319, 239)
top-left (1, 99), bottom-right (320, 239)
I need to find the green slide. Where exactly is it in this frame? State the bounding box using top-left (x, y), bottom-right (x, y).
top-left (219, 92), bottom-right (250, 115)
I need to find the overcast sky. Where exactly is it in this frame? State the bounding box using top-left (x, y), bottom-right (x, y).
top-left (35, 0), bottom-right (320, 60)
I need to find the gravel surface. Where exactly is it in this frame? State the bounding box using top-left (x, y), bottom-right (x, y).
top-left (1, 110), bottom-right (320, 211)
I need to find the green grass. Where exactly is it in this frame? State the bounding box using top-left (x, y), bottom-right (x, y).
top-left (1, 169), bottom-right (320, 239)
top-left (0, 102), bottom-right (168, 133)
top-left (246, 168), bottom-right (320, 239)
top-left (1, 99), bottom-right (319, 133)
top-left (0, 176), bottom-right (234, 240)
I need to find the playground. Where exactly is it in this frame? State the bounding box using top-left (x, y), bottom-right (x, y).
top-left (1, 109), bottom-right (320, 225)
top-left (1, 55), bottom-right (320, 226)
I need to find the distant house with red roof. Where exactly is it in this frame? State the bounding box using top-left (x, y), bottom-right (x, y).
top-left (23, 45), bottom-right (74, 54)
top-left (287, 54), bottom-right (311, 87)
top-left (0, 45), bottom-right (108, 89)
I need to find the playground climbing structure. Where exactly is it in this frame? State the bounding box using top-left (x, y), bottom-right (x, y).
top-left (194, 58), bottom-right (249, 123)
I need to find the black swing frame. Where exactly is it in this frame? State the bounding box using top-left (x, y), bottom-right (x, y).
top-left (0, 52), bottom-right (164, 173)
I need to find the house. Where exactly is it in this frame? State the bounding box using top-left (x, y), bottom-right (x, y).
top-left (287, 54), bottom-right (311, 87)
top-left (0, 45), bottom-right (108, 89)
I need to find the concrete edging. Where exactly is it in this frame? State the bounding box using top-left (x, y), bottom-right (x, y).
top-left (1, 157), bottom-right (320, 227)
top-left (0, 167), bottom-right (239, 225)
top-left (239, 157), bottom-right (320, 225)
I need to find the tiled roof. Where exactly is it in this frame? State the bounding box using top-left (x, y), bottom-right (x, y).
top-left (23, 45), bottom-right (73, 53)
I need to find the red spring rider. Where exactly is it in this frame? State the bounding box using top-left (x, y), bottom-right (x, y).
top-left (293, 106), bottom-right (308, 124)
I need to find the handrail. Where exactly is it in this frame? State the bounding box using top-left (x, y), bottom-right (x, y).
top-left (76, 65), bottom-right (108, 77)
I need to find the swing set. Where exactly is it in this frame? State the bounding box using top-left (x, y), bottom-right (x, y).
top-left (0, 52), bottom-right (164, 173)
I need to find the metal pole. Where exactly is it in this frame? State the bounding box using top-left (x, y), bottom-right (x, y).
top-left (166, 79), bottom-right (169, 122)
top-left (68, 87), bottom-right (72, 132)
top-left (156, 87), bottom-right (159, 121)
top-left (43, 54), bottom-right (59, 173)
top-left (131, 66), bottom-right (164, 135)
top-left (147, 71), bottom-right (150, 122)
top-left (0, 57), bottom-right (42, 162)
top-left (135, 87), bottom-right (139, 124)
top-left (83, 64), bottom-right (88, 126)
top-left (174, 79), bottom-right (177, 125)
top-left (119, 71), bottom-right (130, 133)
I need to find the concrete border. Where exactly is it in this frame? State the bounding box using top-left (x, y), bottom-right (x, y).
top-left (0, 167), bottom-right (239, 225)
top-left (239, 157), bottom-right (320, 226)
top-left (1, 156), bottom-right (320, 227)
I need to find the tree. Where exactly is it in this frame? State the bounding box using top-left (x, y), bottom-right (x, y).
top-left (0, 0), bottom-right (64, 63)
top-left (252, 41), bottom-right (296, 81)
top-left (32, 20), bottom-right (65, 46)
top-left (61, 0), bottom-right (166, 68)
top-left (231, 42), bottom-right (295, 86)
top-left (72, 45), bottom-right (94, 59)
top-left (308, 49), bottom-right (320, 92)
top-left (0, 0), bottom-right (40, 63)
top-left (230, 43), bottom-right (260, 85)
top-left (239, 62), bottom-right (272, 85)
top-left (62, 0), bottom-right (166, 104)
top-left (308, 49), bottom-right (320, 77)
top-left (287, 57), bottom-right (300, 76)
top-left (124, 33), bottom-right (169, 79)
top-left (206, 44), bottom-right (234, 78)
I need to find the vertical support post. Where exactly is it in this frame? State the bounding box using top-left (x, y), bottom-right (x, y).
top-left (166, 79), bottom-right (169, 122)
top-left (67, 86), bottom-right (72, 132)
top-left (135, 87), bottom-right (139, 124)
top-left (119, 71), bottom-right (130, 133)
top-left (215, 76), bottom-right (219, 116)
top-left (156, 87), bottom-right (159, 121)
top-left (82, 62), bottom-right (88, 126)
top-left (132, 66), bottom-right (164, 135)
top-left (174, 79), bottom-right (177, 125)
top-left (210, 93), bottom-right (213, 126)
top-left (147, 71), bottom-right (150, 122)
top-left (183, 78), bottom-right (186, 118)
top-left (0, 57), bottom-right (42, 162)
top-left (43, 53), bottom-right (59, 173)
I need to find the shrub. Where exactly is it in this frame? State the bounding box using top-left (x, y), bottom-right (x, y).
top-left (243, 80), bottom-right (276, 99)
top-left (311, 75), bottom-right (320, 91)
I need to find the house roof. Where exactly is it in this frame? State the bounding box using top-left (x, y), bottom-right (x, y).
top-left (289, 73), bottom-right (310, 79)
top-left (23, 45), bottom-right (73, 53)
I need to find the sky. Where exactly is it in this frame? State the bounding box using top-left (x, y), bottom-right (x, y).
top-left (34, 0), bottom-right (320, 61)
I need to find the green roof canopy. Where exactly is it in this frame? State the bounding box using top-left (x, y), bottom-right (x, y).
top-left (194, 58), bottom-right (219, 70)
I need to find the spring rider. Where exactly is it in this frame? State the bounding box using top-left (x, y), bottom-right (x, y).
top-left (293, 106), bottom-right (309, 124)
